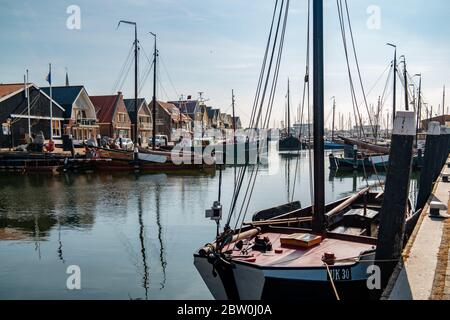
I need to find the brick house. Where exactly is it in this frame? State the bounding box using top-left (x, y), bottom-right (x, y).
top-left (90, 92), bottom-right (131, 139)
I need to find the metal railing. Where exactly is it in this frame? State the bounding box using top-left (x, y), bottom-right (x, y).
top-left (76, 118), bottom-right (97, 126)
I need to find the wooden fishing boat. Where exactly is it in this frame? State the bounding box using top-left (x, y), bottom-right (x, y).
top-left (324, 140), bottom-right (345, 150)
top-left (90, 146), bottom-right (216, 173)
top-left (278, 135), bottom-right (308, 153)
top-left (194, 189), bottom-right (418, 300)
top-left (329, 153), bottom-right (423, 172)
top-left (0, 151), bottom-right (64, 173)
top-left (194, 0), bottom-right (419, 301)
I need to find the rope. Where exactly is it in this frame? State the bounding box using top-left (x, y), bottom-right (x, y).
top-left (291, 0), bottom-right (311, 203)
top-left (112, 42), bottom-right (135, 94)
top-left (343, 0), bottom-right (377, 139)
top-left (336, 0), bottom-right (365, 139)
top-left (324, 262), bottom-right (341, 300)
top-left (226, 0), bottom-right (287, 228)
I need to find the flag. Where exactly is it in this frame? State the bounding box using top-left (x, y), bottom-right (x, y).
top-left (46, 64), bottom-right (51, 85)
top-left (46, 71), bottom-right (51, 85)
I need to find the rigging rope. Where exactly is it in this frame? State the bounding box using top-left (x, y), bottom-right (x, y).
top-left (225, 0), bottom-right (284, 228)
top-left (291, 0), bottom-right (311, 203)
top-left (112, 42), bottom-right (135, 94)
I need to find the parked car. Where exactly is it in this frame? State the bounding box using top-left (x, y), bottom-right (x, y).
top-left (148, 135), bottom-right (168, 147)
top-left (115, 137), bottom-right (134, 150)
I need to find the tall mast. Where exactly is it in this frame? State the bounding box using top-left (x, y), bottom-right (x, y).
top-left (331, 97), bottom-right (336, 141)
top-left (312, 0), bottom-right (325, 234)
top-left (387, 43), bottom-right (397, 127)
top-left (232, 89), bottom-right (236, 141)
top-left (415, 75), bottom-right (422, 147)
top-left (49, 63), bottom-right (53, 140)
top-left (26, 70), bottom-right (31, 137)
top-left (287, 78), bottom-right (291, 136)
top-left (135, 27), bottom-right (139, 144)
top-left (403, 57), bottom-right (408, 111)
top-left (443, 85), bottom-right (446, 117)
top-left (149, 32), bottom-right (157, 150)
top-left (118, 20), bottom-right (138, 144)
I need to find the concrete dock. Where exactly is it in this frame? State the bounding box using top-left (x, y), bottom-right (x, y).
top-left (385, 156), bottom-right (450, 300)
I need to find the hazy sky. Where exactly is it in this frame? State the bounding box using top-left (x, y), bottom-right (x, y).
top-left (1, 0), bottom-right (449, 128)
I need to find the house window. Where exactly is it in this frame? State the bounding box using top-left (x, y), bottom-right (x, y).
top-left (52, 120), bottom-right (62, 138)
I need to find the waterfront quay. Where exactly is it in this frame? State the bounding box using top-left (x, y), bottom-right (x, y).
top-left (386, 156), bottom-right (450, 300)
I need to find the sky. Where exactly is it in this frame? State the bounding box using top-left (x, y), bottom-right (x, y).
top-left (1, 0), bottom-right (449, 128)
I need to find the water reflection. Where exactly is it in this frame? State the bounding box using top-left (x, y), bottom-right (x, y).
top-left (155, 182), bottom-right (167, 290)
top-left (0, 148), bottom-right (420, 299)
top-left (137, 188), bottom-right (149, 300)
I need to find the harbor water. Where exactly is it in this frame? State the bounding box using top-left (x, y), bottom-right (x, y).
top-left (0, 144), bottom-right (418, 299)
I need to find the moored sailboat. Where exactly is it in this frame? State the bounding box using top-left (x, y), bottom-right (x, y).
top-left (194, 0), bottom-right (418, 301)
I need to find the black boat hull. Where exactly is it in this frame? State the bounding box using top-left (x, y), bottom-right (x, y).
top-left (194, 251), bottom-right (376, 300)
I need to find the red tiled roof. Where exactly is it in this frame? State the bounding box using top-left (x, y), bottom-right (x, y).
top-left (0, 83), bottom-right (26, 99)
top-left (90, 94), bottom-right (120, 123)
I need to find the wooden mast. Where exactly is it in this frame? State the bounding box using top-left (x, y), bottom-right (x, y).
top-left (150, 33), bottom-right (157, 150)
top-left (287, 78), bottom-right (291, 136)
top-left (312, 0), bottom-right (325, 234)
top-left (331, 97), bottom-right (336, 142)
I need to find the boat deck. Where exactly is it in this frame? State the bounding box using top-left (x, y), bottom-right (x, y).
top-left (230, 232), bottom-right (375, 268)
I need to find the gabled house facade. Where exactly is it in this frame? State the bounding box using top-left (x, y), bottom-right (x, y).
top-left (41, 85), bottom-right (99, 143)
top-left (123, 98), bottom-right (152, 143)
top-left (168, 99), bottom-right (208, 130)
top-left (156, 101), bottom-right (192, 141)
top-left (0, 83), bottom-right (65, 147)
top-left (90, 92), bottom-right (131, 139)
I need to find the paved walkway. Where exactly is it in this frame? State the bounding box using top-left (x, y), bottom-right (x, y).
top-left (387, 157), bottom-right (450, 300)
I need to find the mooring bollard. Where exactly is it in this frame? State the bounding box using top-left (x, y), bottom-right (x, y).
top-left (440, 126), bottom-right (450, 169)
top-left (434, 127), bottom-right (449, 181)
top-left (375, 111), bottom-right (416, 292)
top-left (416, 122), bottom-right (441, 211)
